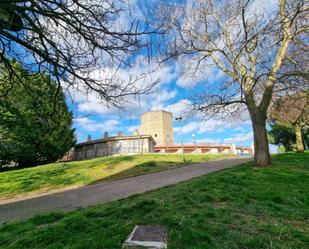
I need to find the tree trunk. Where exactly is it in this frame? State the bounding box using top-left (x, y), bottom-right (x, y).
top-left (286, 140), bottom-right (293, 152)
top-left (295, 125), bottom-right (304, 153)
top-left (250, 110), bottom-right (271, 166)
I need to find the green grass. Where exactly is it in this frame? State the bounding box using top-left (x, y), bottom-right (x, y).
top-left (0, 153), bottom-right (229, 200)
top-left (0, 152), bottom-right (308, 249)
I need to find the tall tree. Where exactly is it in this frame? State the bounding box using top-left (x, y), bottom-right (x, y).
top-left (0, 0), bottom-right (160, 106)
top-left (161, 0), bottom-right (309, 166)
top-left (269, 92), bottom-right (309, 153)
top-left (0, 62), bottom-right (76, 167)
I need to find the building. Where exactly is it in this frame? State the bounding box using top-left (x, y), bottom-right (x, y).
top-left (154, 144), bottom-right (252, 155)
top-left (140, 110), bottom-right (174, 145)
top-left (139, 110), bottom-right (253, 155)
top-left (61, 109), bottom-right (253, 162)
top-left (73, 132), bottom-right (156, 160)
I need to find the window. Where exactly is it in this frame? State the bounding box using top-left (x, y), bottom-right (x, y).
top-left (155, 134), bottom-right (157, 137)
top-left (167, 134), bottom-right (169, 138)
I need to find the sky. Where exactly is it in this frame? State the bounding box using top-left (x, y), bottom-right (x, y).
top-left (67, 54), bottom-right (257, 148)
top-left (68, 74), bottom-right (255, 146)
top-left (65, 0), bottom-right (278, 152)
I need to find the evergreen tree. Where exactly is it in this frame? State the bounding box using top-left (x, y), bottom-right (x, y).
top-left (268, 122), bottom-right (296, 152)
top-left (0, 62), bottom-right (76, 167)
top-left (268, 122), bottom-right (309, 152)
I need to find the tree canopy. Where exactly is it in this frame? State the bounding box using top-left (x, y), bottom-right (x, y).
top-left (270, 92), bottom-right (309, 127)
top-left (0, 62), bottom-right (76, 167)
top-left (268, 121), bottom-right (309, 152)
top-left (269, 91), bottom-right (309, 152)
top-left (160, 0), bottom-right (309, 166)
top-left (0, 0), bottom-right (159, 106)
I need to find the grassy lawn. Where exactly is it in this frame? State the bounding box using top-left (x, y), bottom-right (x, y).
top-left (0, 152), bottom-right (308, 249)
top-left (0, 153), bottom-right (229, 200)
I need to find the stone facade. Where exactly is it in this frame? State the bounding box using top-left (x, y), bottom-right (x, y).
top-left (140, 110), bottom-right (174, 146)
top-left (73, 135), bottom-right (156, 160)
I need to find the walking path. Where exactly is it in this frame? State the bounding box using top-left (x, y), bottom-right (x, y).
top-left (0, 157), bottom-right (252, 225)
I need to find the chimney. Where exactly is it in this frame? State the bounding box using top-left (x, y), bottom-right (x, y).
top-left (87, 135), bottom-right (92, 141)
top-left (117, 130), bottom-right (123, 137)
top-left (104, 131), bottom-right (108, 139)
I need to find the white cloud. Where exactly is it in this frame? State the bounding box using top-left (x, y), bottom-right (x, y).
top-left (68, 56), bottom-right (178, 118)
top-left (126, 125), bottom-right (139, 134)
top-left (174, 118), bottom-right (251, 135)
top-left (233, 126), bottom-right (246, 132)
top-left (112, 0), bottom-right (145, 31)
top-left (164, 99), bottom-right (192, 118)
top-left (198, 119), bottom-right (227, 133)
top-left (169, 0), bottom-right (280, 91)
top-left (75, 117), bottom-right (119, 132)
top-left (175, 56), bottom-right (225, 88)
top-left (223, 132), bottom-right (253, 144)
top-left (197, 138), bottom-right (221, 144)
top-left (151, 89), bottom-right (178, 110)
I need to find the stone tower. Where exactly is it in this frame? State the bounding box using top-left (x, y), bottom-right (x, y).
top-left (140, 110), bottom-right (174, 145)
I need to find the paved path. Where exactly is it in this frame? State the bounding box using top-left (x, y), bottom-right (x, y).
top-left (0, 157), bottom-right (252, 225)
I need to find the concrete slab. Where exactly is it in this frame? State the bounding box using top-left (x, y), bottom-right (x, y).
top-left (124, 225), bottom-right (167, 249)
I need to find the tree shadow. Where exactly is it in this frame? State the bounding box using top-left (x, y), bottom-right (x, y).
top-left (88, 159), bottom-right (184, 185)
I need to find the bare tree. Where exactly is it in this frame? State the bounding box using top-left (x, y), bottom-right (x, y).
top-left (0, 0), bottom-right (161, 106)
top-left (160, 0), bottom-right (309, 166)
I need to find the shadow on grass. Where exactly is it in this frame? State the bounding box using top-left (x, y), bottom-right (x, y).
top-left (0, 167), bottom-right (20, 173)
top-left (89, 160), bottom-right (182, 184)
top-left (0, 155), bottom-right (137, 174)
top-left (88, 154), bottom-right (227, 185)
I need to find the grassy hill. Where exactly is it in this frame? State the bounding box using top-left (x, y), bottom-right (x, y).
top-left (0, 153), bottom-right (230, 201)
top-left (0, 152), bottom-right (308, 249)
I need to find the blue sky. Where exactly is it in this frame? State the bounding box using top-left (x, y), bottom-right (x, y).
top-left (69, 94), bottom-right (254, 147)
top-left (68, 66), bottom-right (255, 147)
top-left (63, 0), bottom-right (279, 153)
